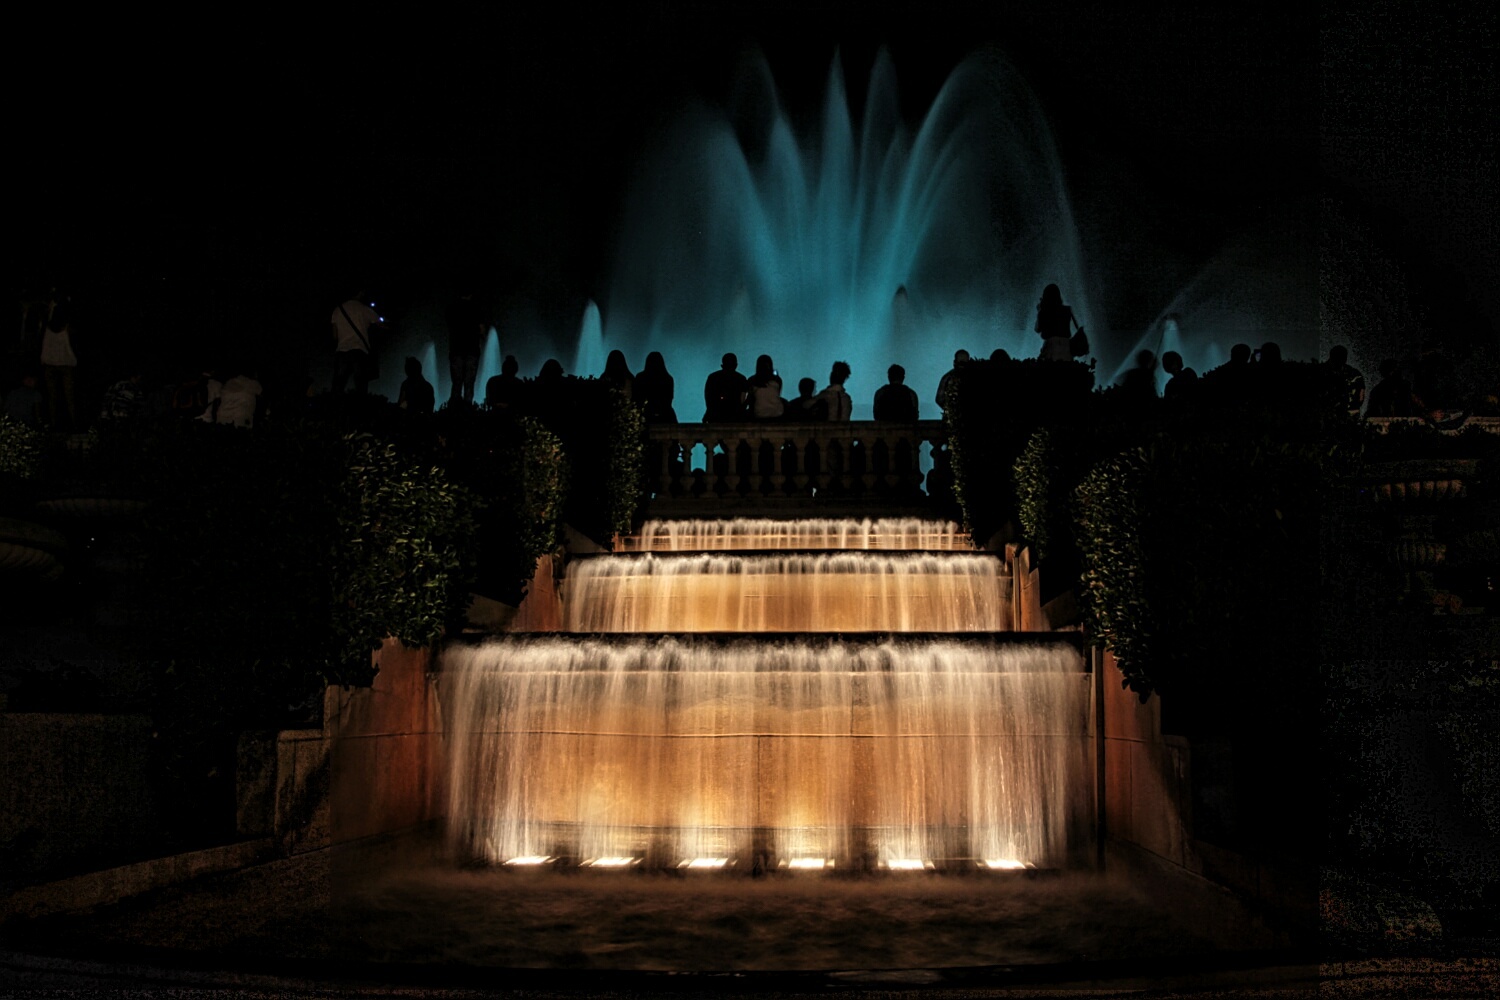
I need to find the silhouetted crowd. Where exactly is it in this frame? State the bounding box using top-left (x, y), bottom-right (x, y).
top-left (6, 283), bottom-right (1494, 439)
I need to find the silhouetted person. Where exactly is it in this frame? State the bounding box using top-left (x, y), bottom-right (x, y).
top-left (989, 348), bottom-right (1011, 363)
top-left (873, 364), bottom-right (919, 421)
top-left (601, 349), bottom-right (634, 401)
top-left (447, 291), bottom-right (485, 407)
top-left (4, 373), bottom-right (43, 429)
top-left (1326, 345), bottom-right (1365, 413)
top-left (747, 354), bottom-right (784, 420)
top-left (635, 351), bottom-right (676, 423)
top-left (537, 358), bottom-right (564, 382)
top-left (39, 315), bottom-right (78, 429)
top-left (788, 376), bottom-right (822, 420)
top-left (398, 356), bottom-right (435, 415)
top-left (1035, 283), bottom-right (1080, 361)
top-left (703, 353), bottom-right (748, 421)
top-left (936, 349), bottom-right (969, 412)
top-left (817, 361), bottom-right (853, 421)
top-left (1366, 359), bottom-right (1418, 417)
top-left (485, 354), bottom-right (525, 410)
top-left (331, 291), bottom-right (382, 395)
top-left (1202, 342), bottom-right (1254, 400)
top-left (1161, 351), bottom-right (1198, 402)
top-left (1120, 349), bottom-right (1158, 400)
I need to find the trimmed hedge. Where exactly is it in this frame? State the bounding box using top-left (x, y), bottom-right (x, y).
top-left (439, 411), bottom-right (568, 604)
top-left (944, 358), bottom-right (1095, 542)
top-left (525, 377), bottom-right (644, 545)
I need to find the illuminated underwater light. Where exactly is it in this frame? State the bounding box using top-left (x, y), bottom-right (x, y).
top-left (503, 855), bottom-right (552, 866)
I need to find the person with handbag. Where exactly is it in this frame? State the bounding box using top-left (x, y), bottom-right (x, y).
top-left (330, 291), bottom-right (383, 395)
top-left (1035, 283), bottom-right (1086, 361)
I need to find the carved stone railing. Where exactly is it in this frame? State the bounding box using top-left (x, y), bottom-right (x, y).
top-left (643, 421), bottom-right (947, 504)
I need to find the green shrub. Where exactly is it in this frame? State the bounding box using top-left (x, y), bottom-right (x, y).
top-left (330, 433), bottom-right (480, 686)
top-left (944, 358), bottom-right (1095, 542)
top-left (529, 377), bottom-right (643, 544)
top-left (0, 415), bottom-right (43, 481)
top-left (442, 413), bottom-right (568, 604)
top-left (1073, 431), bottom-right (1338, 701)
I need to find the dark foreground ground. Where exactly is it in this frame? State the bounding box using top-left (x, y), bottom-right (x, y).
top-left (1, 840), bottom-right (1495, 997)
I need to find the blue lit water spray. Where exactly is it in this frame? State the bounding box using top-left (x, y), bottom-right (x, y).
top-left (590, 48), bottom-right (1094, 418)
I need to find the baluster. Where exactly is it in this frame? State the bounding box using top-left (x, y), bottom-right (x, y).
top-left (676, 434), bottom-right (700, 497)
top-left (726, 433), bottom-right (746, 495)
top-left (821, 438), bottom-right (840, 495)
top-left (769, 435), bottom-right (788, 496)
top-left (654, 434), bottom-right (672, 498)
top-left (798, 434), bottom-right (822, 497)
top-left (703, 436), bottom-right (722, 498)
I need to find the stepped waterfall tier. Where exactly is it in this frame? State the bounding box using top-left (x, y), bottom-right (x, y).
top-left (626, 518), bottom-right (973, 551)
top-left (442, 518), bottom-right (1093, 872)
top-left (563, 552), bottom-right (1012, 632)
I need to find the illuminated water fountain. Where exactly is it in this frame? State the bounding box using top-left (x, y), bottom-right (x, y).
top-left (563, 553), bottom-right (1011, 632)
top-left (444, 518), bottom-right (1093, 871)
top-left (626, 517), bottom-right (974, 551)
top-left (593, 49), bottom-right (1093, 417)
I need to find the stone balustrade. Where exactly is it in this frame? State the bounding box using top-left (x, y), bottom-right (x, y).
top-left (643, 420), bottom-right (948, 505)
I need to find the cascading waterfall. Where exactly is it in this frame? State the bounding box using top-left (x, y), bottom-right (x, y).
top-left (444, 636), bottom-right (1090, 868)
top-left (563, 553), bottom-right (1012, 632)
top-left (443, 517), bottom-right (1093, 871)
top-left (626, 517), bottom-right (972, 551)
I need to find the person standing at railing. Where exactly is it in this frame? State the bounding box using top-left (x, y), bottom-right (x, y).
top-left (602, 349), bottom-right (635, 402)
top-left (873, 364), bottom-right (918, 422)
top-left (816, 361), bottom-right (852, 421)
top-left (936, 349), bottom-right (968, 413)
top-left (703, 353), bottom-right (748, 421)
top-left (747, 354), bottom-right (785, 420)
top-left (787, 377), bottom-right (822, 420)
top-left (635, 351), bottom-right (677, 423)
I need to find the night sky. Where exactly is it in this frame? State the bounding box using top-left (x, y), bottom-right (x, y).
top-left (11, 2), bottom-right (1494, 392)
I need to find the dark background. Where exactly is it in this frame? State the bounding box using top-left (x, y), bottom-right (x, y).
top-left (8, 1), bottom-right (1494, 387)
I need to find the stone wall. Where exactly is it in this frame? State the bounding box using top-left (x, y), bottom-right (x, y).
top-left (326, 638), bottom-right (446, 846)
top-left (1, 714), bottom-right (159, 886)
top-left (1099, 651), bottom-right (1194, 869)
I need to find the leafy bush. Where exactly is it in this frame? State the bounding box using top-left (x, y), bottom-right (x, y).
top-left (330, 433), bottom-right (480, 686)
top-left (528, 377), bottom-right (643, 544)
top-left (945, 358), bottom-right (1095, 542)
top-left (1074, 446), bottom-right (1153, 691)
top-left (439, 411), bottom-right (567, 604)
top-left (109, 419), bottom-right (481, 839)
top-left (0, 415), bottom-right (43, 480)
top-left (1073, 430), bottom-right (1339, 701)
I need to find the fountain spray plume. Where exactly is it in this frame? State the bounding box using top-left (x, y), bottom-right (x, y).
top-left (597, 46), bottom-right (1094, 417)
